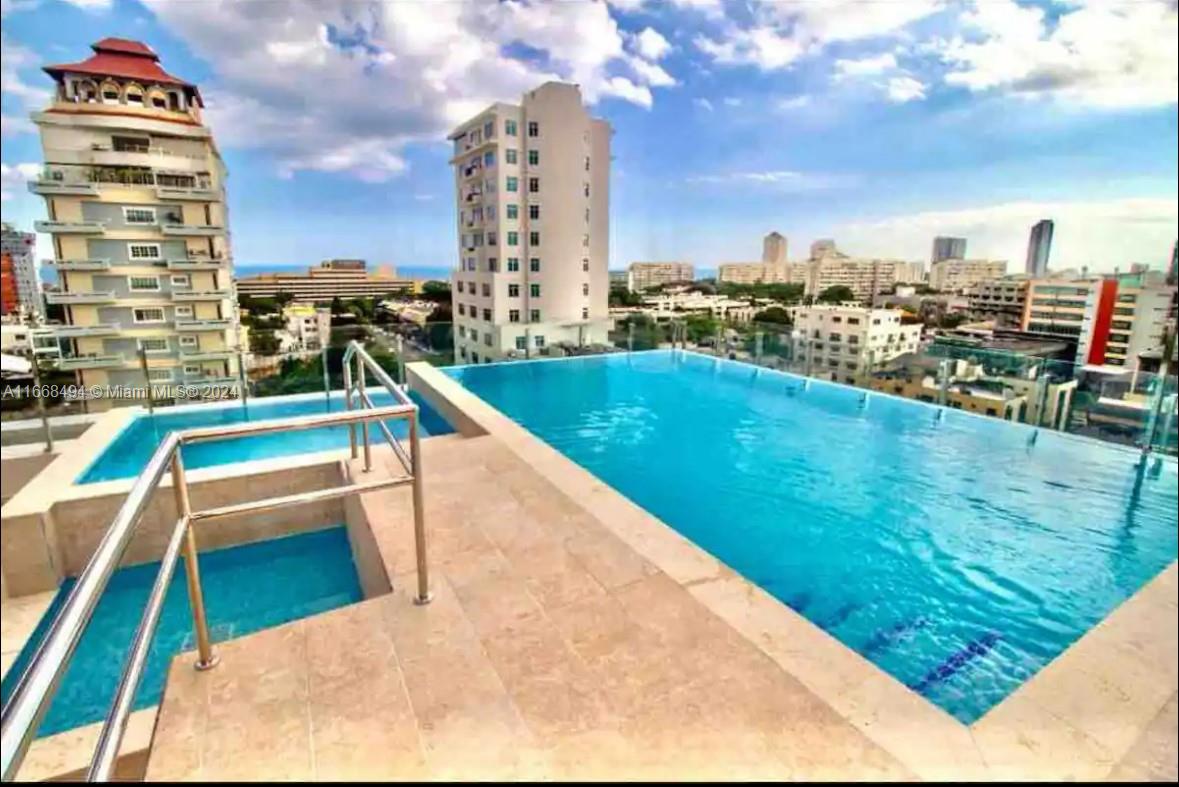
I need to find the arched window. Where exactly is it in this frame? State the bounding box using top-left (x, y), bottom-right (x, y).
top-left (168, 91), bottom-right (182, 112)
top-left (100, 81), bottom-right (121, 104)
top-left (76, 80), bottom-right (99, 103)
top-left (147, 89), bottom-right (169, 109)
top-left (124, 83), bottom-right (145, 106)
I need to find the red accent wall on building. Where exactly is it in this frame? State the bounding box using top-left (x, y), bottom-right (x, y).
top-left (1086, 279), bottom-right (1119, 365)
top-left (0, 253), bottom-right (18, 315)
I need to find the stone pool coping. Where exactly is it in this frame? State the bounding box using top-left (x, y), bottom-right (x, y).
top-left (408, 358), bottom-right (1178, 781)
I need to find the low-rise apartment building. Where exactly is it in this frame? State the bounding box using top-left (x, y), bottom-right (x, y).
top-left (1, 224), bottom-right (42, 319)
top-left (966, 277), bottom-right (1029, 328)
top-left (237, 261), bottom-right (414, 301)
top-left (718, 261), bottom-right (807, 286)
top-left (792, 305), bottom-right (922, 385)
top-left (928, 259), bottom-right (1008, 293)
top-left (1078, 281), bottom-right (1176, 369)
top-left (804, 258), bottom-right (914, 301)
top-left (627, 262), bottom-right (694, 292)
top-left (1021, 279), bottom-right (1095, 339)
top-left (612, 292), bottom-right (758, 324)
top-left (279, 304), bottom-right (331, 352)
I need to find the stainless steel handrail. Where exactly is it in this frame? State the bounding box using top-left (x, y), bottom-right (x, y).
top-left (0, 391), bottom-right (429, 782)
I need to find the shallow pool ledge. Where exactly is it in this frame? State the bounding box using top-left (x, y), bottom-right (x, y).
top-left (407, 360), bottom-right (1179, 782)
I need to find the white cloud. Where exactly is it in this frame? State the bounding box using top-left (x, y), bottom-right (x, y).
top-left (697, 0), bottom-right (941, 71)
top-left (687, 169), bottom-right (855, 191)
top-left (0, 161), bottom-right (39, 201)
top-left (775, 94), bottom-right (811, 111)
top-left (1, 33), bottom-right (49, 137)
top-left (934, 0), bottom-right (1178, 108)
top-left (722, 96), bottom-right (741, 107)
top-left (633, 26), bottom-right (671, 60)
top-left (835, 53), bottom-right (897, 78)
top-left (838, 197), bottom-right (1179, 272)
top-left (885, 75), bottom-right (926, 103)
top-left (61, 0), bottom-right (113, 9)
top-left (140, 0), bottom-right (674, 181)
top-left (692, 96), bottom-right (714, 111)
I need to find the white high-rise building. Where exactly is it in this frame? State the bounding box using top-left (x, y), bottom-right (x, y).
top-left (792, 305), bottom-right (922, 385)
top-left (1, 224), bottom-right (42, 320)
top-left (449, 82), bottom-right (611, 362)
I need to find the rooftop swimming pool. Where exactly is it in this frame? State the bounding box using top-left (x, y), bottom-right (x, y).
top-left (446, 350), bottom-right (1178, 723)
top-left (78, 390), bottom-right (453, 484)
top-left (0, 527), bottom-right (362, 738)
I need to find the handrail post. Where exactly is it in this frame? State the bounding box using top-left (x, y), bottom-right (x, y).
top-left (237, 349), bottom-right (249, 412)
top-left (321, 345), bottom-right (330, 405)
top-left (138, 345), bottom-right (154, 415)
top-left (29, 350), bottom-right (54, 454)
top-left (409, 410), bottom-right (432, 605)
top-left (396, 334), bottom-right (406, 385)
top-left (357, 353), bottom-right (372, 472)
top-left (172, 452), bottom-right (217, 671)
top-left (342, 351), bottom-right (357, 459)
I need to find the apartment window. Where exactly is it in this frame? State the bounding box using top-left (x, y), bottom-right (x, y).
top-left (528, 149), bottom-right (539, 166)
top-left (128, 243), bottom-right (161, 260)
top-left (506, 204), bottom-right (518, 219)
top-left (138, 338), bottom-right (169, 353)
top-left (487, 231), bottom-right (497, 245)
top-left (509, 309), bottom-right (520, 323)
top-left (507, 257), bottom-right (520, 272)
top-left (583, 183), bottom-right (590, 197)
top-left (128, 275), bottom-right (160, 291)
top-left (483, 151), bottom-right (495, 167)
top-left (147, 368), bottom-right (173, 382)
top-left (529, 257), bottom-right (540, 272)
top-left (582, 283), bottom-right (589, 296)
top-left (530, 283), bottom-right (541, 297)
top-left (183, 364), bottom-right (201, 376)
top-left (528, 177), bottom-right (539, 193)
top-left (529, 231), bottom-right (540, 246)
top-left (170, 274), bottom-right (190, 288)
top-left (505, 119), bottom-right (517, 136)
top-left (508, 284), bottom-right (520, 297)
top-left (847, 318), bottom-right (860, 325)
top-left (530, 309), bottom-right (541, 323)
top-left (529, 204), bottom-right (540, 220)
top-left (585, 156), bottom-right (591, 171)
top-left (482, 308), bottom-right (492, 321)
top-left (582, 259), bottom-right (589, 272)
top-left (832, 316), bottom-right (842, 323)
top-left (515, 336), bottom-right (526, 350)
top-left (123, 207), bottom-right (156, 225)
top-left (486, 205), bottom-right (496, 221)
top-left (483, 120), bottom-right (494, 138)
top-left (506, 176), bottom-right (518, 193)
top-left (527, 121), bottom-right (539, 137)
top-left (582, 234), bottom-right (589, 247)
top-left (582, 307), bottom-right (589, 320)
top-left (488, 257), bottom-right (499, 272)
top-left (178, 335), bottom-right (198, 348)
top-left (174, 305), bottom-right (194, 318)
top-left (507, 231), bottom-right (519, 246)
top-left (505, 149), bottom-right (518, 165)
top-left (534, 334), bottom-right (545, 348)
top-left (458, 303), bottom-right (466, 316)
top-left (482, 283), bottom-right (491, 297)
top-left (484, 332), bottom-right (492, 347)
top-left (456, 281), bottom-right (464, 293)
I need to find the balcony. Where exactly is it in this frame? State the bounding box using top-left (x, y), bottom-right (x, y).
top-left (43, 258), bottom-right (111, 271)
top-left (171, 289), bottom-right (231, 302)
top-left (166, 258), bottom-right (225, 271)
top-left (175, 318), bottom-right (232, 331)
top-left (182, 375), bottom-right (239, 387)
top-left (156, 185), bottom-right (219, 201)
top-left (180, 349), bottom-right (235, 362)
top-left (45, 290), bottom-right (117, 305)
top-left (161, 224), bottom-right (224, 237)
top-left (27, 179), bottom-right (100, 197)
top-left (51, 323), bottom-right (121, 338)
top-left (55, 354), bottom-right (124, 370)
top-left (34, 220), bottom-right (107, 235)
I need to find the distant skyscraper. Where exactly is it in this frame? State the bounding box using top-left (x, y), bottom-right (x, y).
top-left (1025, 219), bottom-right (1054, 276)
top-left (810, 239), bottom-right (838, 260)
top-left (762, 232), bottom-right (787, 265)
top-left (931, 236), bottom-right (966, 263)
top-left (0, 223), bottom-right (40, 319)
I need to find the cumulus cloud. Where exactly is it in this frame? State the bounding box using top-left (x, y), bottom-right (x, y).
top-left (932, 0), bottom-right (1178, 107)
top-left (1, 33), bottom-right (49, 136)
top-left (838, 197), bottom-right (1179, 271)
top-left (835, 53), bottom-right (897, 78)
top-left (0, 161), bottom-right (39, 201)
top-left (140, 0), bottom-right (675, 180)
top-left (633, 26), bottom-right (671, 60)
top-left (692, 96), bottom-right (713, 111)
top-left (885, 75), bottom-right (926, 103)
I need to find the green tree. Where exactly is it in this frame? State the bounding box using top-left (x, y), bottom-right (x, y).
top-left (249, 329), bottom-right (281, 355)
top-left (420, 280), bottom-right (451, 303)
top-left (817, 285), bottom-right (856, 303)
top-left (608, 286), bottom-right (643, 307)
top-left (684, 314), bottom-right (720, 343)
top-left (753, 306), bottom-right (792, 325)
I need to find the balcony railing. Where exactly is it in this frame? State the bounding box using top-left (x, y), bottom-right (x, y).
top-left (160, 224), bottom-right (223, 237)
top-left (45, 290), bottom-right (117, 305)
top-left (179, 348), bottom-right (235, 362)
top-left (155, 185), bottom-right (219, 201)
top-left (54, 354), bottom-right (124, 370)
top-left (42, 258), bottom-right (111, 271)
top-left (34, 220), bottom-right (107, 235)
top-left (50, 323), bottom-right (121, 338)
top-left (171, 289), bottom-right (231, 302)
top-left (27, 179), bottom-right (100, 197)
top-left (166, 258), bottom-right (224, 271)
top-left (175, 318), bottom-right (232, 331)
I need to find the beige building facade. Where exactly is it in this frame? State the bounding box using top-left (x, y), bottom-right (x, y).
top-left (627, 261), bottom-right (694, 292)
top-left (793, 305), bottom-right (922, 385)
top-left (29, 38), bottom-right (241, 407)
top-left (928, 258), bottom-right (1008, 293)
top-left (236, 261), bottom-right (414, 301)
top-left (449, 82), bottom-right (611, 362)
top-left (966, 277), bottom-right (1030, 328)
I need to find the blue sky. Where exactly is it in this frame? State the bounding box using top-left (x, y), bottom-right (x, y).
top-left (2, 0), bottom-right (1176, 273)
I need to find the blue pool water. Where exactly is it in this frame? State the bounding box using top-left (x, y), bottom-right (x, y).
top-left (0, 527), bottom-right (362, 738)
top-left (446, 350), bottom-right (1178, 723)
top-left (78, 391), bottom-right (453, 484)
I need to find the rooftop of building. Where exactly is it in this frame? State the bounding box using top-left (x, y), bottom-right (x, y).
top-left (43, 37), bottom-right (200, 101)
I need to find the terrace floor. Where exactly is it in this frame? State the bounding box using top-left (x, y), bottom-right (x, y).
top-left (143, 430), bottom-right (1178, 782)
top-left (145, 435), bottom-right (913, 780)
